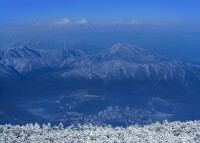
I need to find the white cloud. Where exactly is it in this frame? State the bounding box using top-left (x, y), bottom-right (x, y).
top-left (52, 18), bottom-right (71, 27)
top-left (50, 18), bottom-right (88, 27)
top-left (33, 18), bottom-right (143, 29)
top-left (113, 19), bottom-right (126, 26)
top-left (75, 19), bottom-right (88, 26)
top-left (33, 22), bottom-right (42, 28)
top-left (130, 20), bottom-right (140, 25)
top-left (113, 19), bottom-right (141, 26)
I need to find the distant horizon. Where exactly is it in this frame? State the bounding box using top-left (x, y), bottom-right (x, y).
top-left (1, 0), bottom-right (200, 63)
top-left (1, 0), bottom-right (200, 29)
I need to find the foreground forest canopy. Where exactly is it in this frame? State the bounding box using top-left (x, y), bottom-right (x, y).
top-left (1, 121), bottom-right (200, 143)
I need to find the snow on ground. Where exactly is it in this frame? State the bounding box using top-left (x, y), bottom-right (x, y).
top-left (0, 121), bottom-right (200, 143)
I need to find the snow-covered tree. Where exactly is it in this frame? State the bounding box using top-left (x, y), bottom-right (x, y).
top-left (0, 121), bottom-right (200, 142)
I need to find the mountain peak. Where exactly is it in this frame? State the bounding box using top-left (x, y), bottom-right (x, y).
top-left (97, 43), bottom-right (160, 63)
top-left (109, 43), bottom-right (139, 54)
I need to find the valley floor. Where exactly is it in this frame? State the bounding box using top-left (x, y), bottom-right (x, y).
top-left (1, 121), bottom-right (200, 143)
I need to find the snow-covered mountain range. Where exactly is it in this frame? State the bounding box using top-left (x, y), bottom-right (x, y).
top-left (0, 43), bottom-right (200, 82)
top-left (1, 43), bottom-right (200, 126)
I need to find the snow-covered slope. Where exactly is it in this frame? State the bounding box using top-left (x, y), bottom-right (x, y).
top-left (60, 44), bottom-right (200, 82)
top-left (1, 121), bottom-right (200, 142)
top-left (0, 43), bottom-right (200, 82)
top-left (0, 45), bottom-right (84, 74)
top-left (96, 43), bottom-right (162, 63)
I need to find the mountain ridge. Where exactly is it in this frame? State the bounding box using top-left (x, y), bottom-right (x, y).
top-left (0, 43), bottom-right (199, 83)
top-left (95, 43), bottom-right (163, 63)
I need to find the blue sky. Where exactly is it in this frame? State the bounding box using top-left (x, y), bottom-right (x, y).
top-left (0, 0), bottom-right (200, 25)
top-left (0, 0), bottom-right (200, 62)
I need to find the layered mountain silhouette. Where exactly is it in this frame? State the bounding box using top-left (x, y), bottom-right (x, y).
top-left (0, 43), bottom-right (199, 83)
top-left (1, 43), bottom-right (200, 126)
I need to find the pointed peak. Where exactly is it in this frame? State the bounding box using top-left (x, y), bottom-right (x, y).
top-left (110, 43), bottom-right (139, 50)
top-left (98, 43), bottom-right (160, 63)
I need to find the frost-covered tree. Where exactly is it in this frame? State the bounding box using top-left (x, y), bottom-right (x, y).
top-left (0, 121), bottom-right (200, 142)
